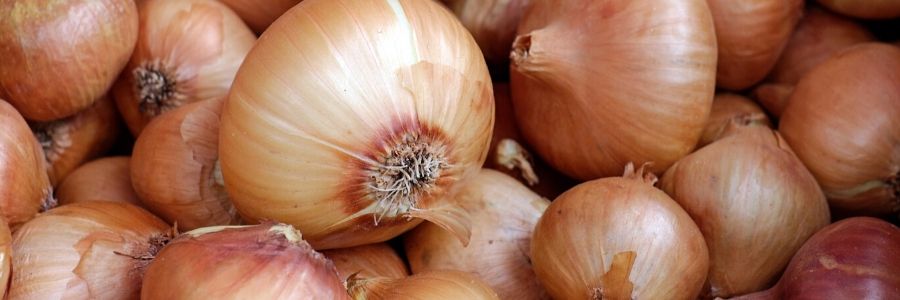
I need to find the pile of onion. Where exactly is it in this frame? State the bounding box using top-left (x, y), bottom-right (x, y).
top-left (219, 0), bottom-right (493, 249)
top-left (322, 243), bottom-right (408, 281)
top-left (510, 0), bottom-right (717, 180)
top-left (442, 0), bottom-right (532, 66)
top-left (0, 99), bottom-right (52, 227)
top-left (697, 94), bottom-right (771, 148)
top-left (56, 156), bottom-right (142, 206)
top-left (217, 0), bottom-right (303, 34)
top-left (349, 270), bottom-right (499, 300)
top-left (817, 0), bottom-right (900, 19)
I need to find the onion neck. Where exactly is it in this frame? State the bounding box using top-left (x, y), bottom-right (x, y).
top-left (134, 60), bottom-right (182, 117)
top-left (495, 138), bottom-right (539, 185)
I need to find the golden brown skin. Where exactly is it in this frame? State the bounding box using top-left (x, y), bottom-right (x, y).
top-left (0, 99), bottom-right (52, 227)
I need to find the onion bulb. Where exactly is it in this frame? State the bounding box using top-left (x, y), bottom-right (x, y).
top-left (698, 94), bottom-right (771, 148)
top-left (113, 0), bottom-right (255, 136)
top-left (752, 83), bottom-right (794, 118)
top-left (405, 169), bottom-right (550, 299)
top-left (442, 0), bottom-right (532, 66)
top-left (779, 43), bottom-right (900, 217)
top-left (531, 163), bottom-right (709, 299)
top-left (707, 0), bottom-right (804, 90)
top-left (817, 0), bottom-right (900, 19)
top-left (322, 243), bottom-right (408, 281)
top-left (349, 270), bottom-right (499, 300)
top-left (0, 0), bottom-right (138, 121)
top-left (56, 156), bottom-right (142, 206)
top-left (220, 0), bottom-right (493, 249)
top-left (142, 223), bottom-right (349, 300)
top-left (660, 123), bottom-right (831, 298)
top-left (0, 99), bottom-right (52, 227)
top-left (9, 202), bottom-right (171, 299)
top-left (132, 99), bottom-right (237, 230)
top-left (730, 217), bottom-right (900, 300)
top-left (510, 0), bottom-right (717, 180)
top-left (218, 0), bottom-right (303, 34)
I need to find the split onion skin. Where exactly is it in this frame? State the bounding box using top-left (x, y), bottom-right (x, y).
top-left (0, 99), bottom-right (52, 227)
top-left (510, 0), bottom-right (717, 180)
top-left (442, 0), bottom-right (532, 66)
top-left (217, 0), bottom-right (303, 34)
top-left (817, 0), bottom-right (900, 19)
top-left (778, 43), bottom-right (900, 217)
top-left (349, 270), bottom-right (500, 300)
top-left (56, 156), bottom-right (142, 206)
top-left (0, 0), bottom-right (138, 121)
top-left (322, 243), bottom-right (408, 281)
top-left (220, 0), bottom-right (493, 249)
top-left (698, 94), bottom-right (771, 148)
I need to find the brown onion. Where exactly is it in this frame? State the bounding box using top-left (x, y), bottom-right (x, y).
top-left (220, 0), bottom-right (492, 249)
top-left (217, 0), bottom-right (303, 34)
top-left (322, 243), bottom-right (408, 281)
top-left (0, 99), bottom-right (52, 227)
top-left (0, 0), bottom-right (138, 121)
top-left (752, 83), bottom-right (795, 118)
top-left (349, 270), bottom-right (499, 300)
top-left (698, 94), bottom-right (771, 148)
top-left (531, 163), bottom-right (709, 299)
top-left (9, 202), bottom-right (170, 299)
top-left (405, 169), bottom-right (550, 299)
top-left (661, 123), bottom-right (831, 298)
top-left (132, 99), bottom-right (237, 230)
top-left (779, 43), bottom-right (900, 216)
top-left (817, 0), bottom-right (900, 19)
top-left (442, 0), bottom-right (532, 66)
top-left (56, 156), bottom-right (142, 206)
top-left (730, 217), bottom-right (900, 299)
top-left (510, 0), bottom-right (717, 180)
top-left (113, 0), bottom-right (255, 136)
top-left (142, 223), bottom-right (349, 299)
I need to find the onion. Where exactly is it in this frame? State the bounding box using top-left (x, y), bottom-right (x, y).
top-left (510, 0), bottom-right (717, 180)
top-left (405, 169), bottom-right (550, 299)
top-left (322, 243), bottom-right (408, 281)
top-left (698, 94), bottom-right (771, 148)
top-left (707, 0), bottom-right (804, 90)
top-left (779, 43), bottom-right (900, 217)
top-left (0, 219), bottom-right (10, 298)
top-left (142, 223), bottom-right (349, 299)
top-left (9, 202), bottom-right (171, 299)
top-left (0, 0), bottom-right (138, 121)
top-left (751, 83), bottom-right (794, 118)
top-left (660, 123), bottom-right (831, 298)
top-left (56, 156), bottom-right (142, 206)
top-left (442, 0), bottom-right (532, 66)
top-left (217, 0), bottom-right (303, 34)
top-left (113, 0), bottom-right (255, 136)
top-left (0, 99), bottom-right (52, 227)
top-left (132, 99), bottom-right (237, 230)
top-left (729, 217), bottom-right (900, 299)
top-left (531, 163), bottom-right (709, 299)
top-left (817, 0), bottom-right (900, 19)
top-left (349, 270), bottom-right (499, 300)
top-left (220, 0), bottom-right (493, 249)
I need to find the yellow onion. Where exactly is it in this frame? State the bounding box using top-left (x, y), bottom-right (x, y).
top-left (531, 163), bottom-right (709, 299)
top-left (707, 0), bottom-right (804, 90)
top-left (404, 169), bottom-right (549, 299)
top-left (817, 0), bottom-right (900, 19)
top-left (0, 99), bottom-right (52, 227)
top-left (751, 83), bottom-right (794, 118)
top-left (0, 219), bottom-right (10, 298)
top-left (30, 95), bottom-right (121, 186)
top-left (132, 99), bottom-right (237, 230)
top-left (113, 0), bottom-right (255, 136)
top-left (510, 0), bottom-right (717, 180)
top-left (142, 223), bottom-right (349, 299)
top-left (220, 0), bottom-right (493, 249)
top-left (698, 94), bottom-right (771, 148)
top-left (56, 156), bottom-right (142, 206)
top-left (9, 202), bottom-right (170, 299)
top-left (0, 0), bottom-right (138, 121)
top-left (349, 270), bottom-right (499, 300)
top-left (218, 0), bottom-right (303, 34)
top-left (779, 43), bottom-right (900, 217)
top-left (442, 0), bottom-right (532, 66)
top-left (322, 243), bottom-right (408, 281)
top-left (660, 123), bottom-right (831, 298)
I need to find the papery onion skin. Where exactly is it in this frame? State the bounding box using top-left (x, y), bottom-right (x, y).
top-left (729, 217), bottom-right (900, 300)
top-left (405, 169), bottom-right (551, 300)
top-left (113, 0), bottom-right (255, 136)
top-left (349, 270), bottom-right (500, 300)
top-left (218, 0), bottom-right (303, 34)
top-left (220, 0), bottom-right (493, 249)
top-left (779, 43), bottom-right (900, 217)
top-left (0, 0), bottom-right (138, 121)
top-left (698, 94), bottom-right (771, 148)
top-left (661, 124), bottom-right (831, 298)
top-left (56, 156), bottom-right (142, 206)
top-left (531, 164), bottom-right (709, 300)
top-left (142, 223), bottom-right (349, 300)
top-left (322, 243), bottom-right (408, 281)
top-left (817, 0), bottom-right (900, 19)
top-left (9, 202), bottom-right (170, 300)
top-left (132, 99), bottom-right (237, 230)
top-left (0, 99), bottom-right (52, 227)
top-left (707, 0), bottom-right (804, 90)
top-left (510, 0), bottom-right (717, 180)
top-left (442, 0), bottom-right (532, 66)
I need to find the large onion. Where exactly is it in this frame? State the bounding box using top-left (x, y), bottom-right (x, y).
top-left (217, 0), bottom-right (303, 34)
top-left (349, 270), bottom-right (499, 300)
top-left (510, 0), bottom-right (717, 180)
top-left (0, 99), bottom-right (52, 227)
top-left (322, 243), bottom-right (408, 280)
top-left (442, 0), bottom-right (532, 66)
top-left (220, 0), bottom-right (493, 249)
top-left (817, 0), bottom-right (900, 19)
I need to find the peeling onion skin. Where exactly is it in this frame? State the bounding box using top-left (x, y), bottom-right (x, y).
top-left (56, 156), bottom-right (142, 206)
top-left (779, 43), bottom-right (900, 217)
top-left (729, 217), bottom-right (900, 300)
top-left (698, 94), bottom-right (771, 148)
top-left (142, 223), bottom-right (349, 300)
top-left (349, 270), bottom-right (500, 300)
top-left (0, 99), bottom-right (52, 227)
top-left (217, 0), bottom-right (303, 34)
top-left (442, 0), bottom-right (532, 66)
top-left (220, 0), bottom-right (493, 249)
top-left (322, 243), bottom-right (408, 281)
top-left (0, 0), bottom-right (138, 121)
top-left (817, 0), bottom-right (900, 19)
top-left (510, 0), bottom-right (717, 181)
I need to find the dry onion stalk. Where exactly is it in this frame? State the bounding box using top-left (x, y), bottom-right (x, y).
top-left (0, 99), bottom-right (53, 227)
top-left (56, 156), bottom-right (142, 206)
top-left (348, 270), bottom-right (500, 300)
top-left (698, 94), bottom-right (771, 148)
top-left (322, 243), bottom-right (408, 281)
top-left (441, 0), bottom-right (532, 66)
top-left (217, 0), bottom-right (303, 34)
top-left (219, 0), bottom-right (493, 249)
